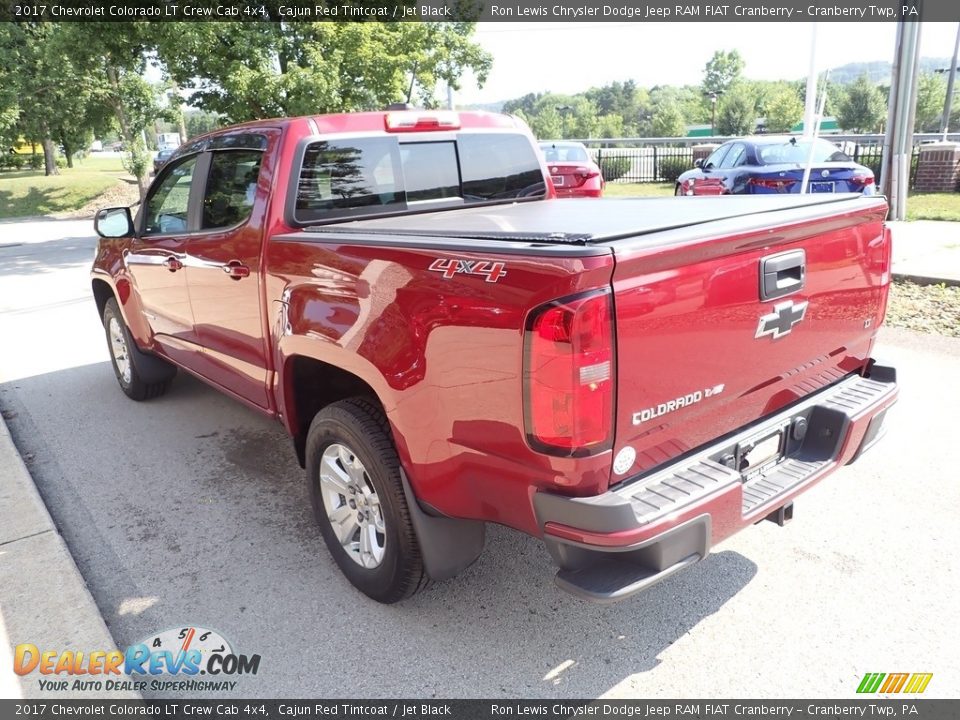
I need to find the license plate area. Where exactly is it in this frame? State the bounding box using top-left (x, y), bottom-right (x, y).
top-left (810, 181), bottom-right (835, 193)
top-left (552, 175), bottom-right (564, 186)
top-left (737, 426), bottom-right (786, 480)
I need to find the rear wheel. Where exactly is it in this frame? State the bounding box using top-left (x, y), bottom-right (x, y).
top-left (102, 298), bottom-right (175, 401)
top-left (675, 184), bottom-right (683, 196)
top-left (306, 398), bottom-right (428, 603)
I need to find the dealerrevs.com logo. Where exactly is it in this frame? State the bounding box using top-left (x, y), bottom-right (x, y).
top-left (13, 626), bottom-right (261, 693)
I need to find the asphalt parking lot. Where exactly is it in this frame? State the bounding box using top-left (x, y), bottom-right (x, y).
top-left (1, 220), bottom-right (957, 699)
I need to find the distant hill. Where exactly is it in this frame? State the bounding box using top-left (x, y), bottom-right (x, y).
top-left (473, 56), bottom-right (955, 112)
top-left (827, 57), bottom-right (953, 85)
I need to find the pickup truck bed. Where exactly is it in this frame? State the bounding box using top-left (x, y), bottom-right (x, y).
top-left (308, 193), bottom-right (866, 243)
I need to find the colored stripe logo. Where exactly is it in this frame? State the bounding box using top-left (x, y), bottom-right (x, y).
top-left (857, 673), bottom-right (933, 694)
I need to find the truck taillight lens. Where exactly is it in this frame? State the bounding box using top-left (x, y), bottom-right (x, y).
top-left (524, 291), bottom-right (615, 455)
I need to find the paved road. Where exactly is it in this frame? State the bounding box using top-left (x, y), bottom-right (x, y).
top-left (1, 220), bottom-right (957, 699)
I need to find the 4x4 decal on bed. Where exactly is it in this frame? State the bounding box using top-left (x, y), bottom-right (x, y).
top-left (428, 258), bottom-right (508, 283)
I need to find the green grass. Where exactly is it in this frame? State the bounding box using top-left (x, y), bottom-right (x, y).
top-left (603, 182), bottom-right (676, 197)
top-left (906, 192), bottom-right (960, 222)
top-left (0, 157), bottom-right (130, 219)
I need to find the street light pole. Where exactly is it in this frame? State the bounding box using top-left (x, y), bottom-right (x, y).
top-left (556, 105), bottom-right (572, 139)
top-left (939, 23), bottom-right (960, 140)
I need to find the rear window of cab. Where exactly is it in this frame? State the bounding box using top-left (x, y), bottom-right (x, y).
top-left (293, 133), bottom-right (546, 224)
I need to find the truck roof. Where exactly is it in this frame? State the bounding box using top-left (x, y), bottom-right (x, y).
top-left (313, 194), bottom-right (881, 245)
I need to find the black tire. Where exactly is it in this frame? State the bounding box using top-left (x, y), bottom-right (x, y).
top-left (102, 298), bottom-right (175, 401)
top-left (306, 397), bottom-right (428, 603)
top-left (675, 184), bottom-right (683, 196)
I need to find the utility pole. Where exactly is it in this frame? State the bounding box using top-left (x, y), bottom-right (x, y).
top-left (881, 21), bottom-right (923, 221)
top-left (938, 23), bottom-right (960, 140)
top-left (802, 23), bottom-right (819, 137)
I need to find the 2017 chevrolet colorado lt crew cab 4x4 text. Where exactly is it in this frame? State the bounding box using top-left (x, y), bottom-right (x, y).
top-left (91, 110), bottom-right (898, 603)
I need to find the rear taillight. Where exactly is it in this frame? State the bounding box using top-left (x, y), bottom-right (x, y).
top-left (749, 177), bottom-right (798, 192)
top-left (524, 291), bottom-right (615, 455)
top-left (851, 172), bottom-right (875, 187)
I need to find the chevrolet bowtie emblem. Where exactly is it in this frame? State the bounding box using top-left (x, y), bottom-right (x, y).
top-left (755, 300), bottom-right (808, 339)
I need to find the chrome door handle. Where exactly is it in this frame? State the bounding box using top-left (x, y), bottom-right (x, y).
top-left (222, 261), bottom-right (250, 280)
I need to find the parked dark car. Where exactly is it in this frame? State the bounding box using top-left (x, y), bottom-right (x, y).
top-left (152, 149), bottom-right (175, 176)
top-left (676, 137), bottom-right (875, 196)
top-left (539, 141), bottom-right (605, 198)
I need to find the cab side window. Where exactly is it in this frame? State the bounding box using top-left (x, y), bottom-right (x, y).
top-left (143, 156), bottom-right (198, 235)
top-left (202, 151), bottom-right (263, 230)
top-left (720, 143), bottom-right (747, 169)
top-left (704, 145), bottom-right (730, 169)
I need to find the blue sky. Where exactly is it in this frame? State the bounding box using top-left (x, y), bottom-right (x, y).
top-left (456, 21), bottom-right (960, 104)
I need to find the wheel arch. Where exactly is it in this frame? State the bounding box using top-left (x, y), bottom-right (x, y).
top-left (282, 353), bottom-right (390, 468)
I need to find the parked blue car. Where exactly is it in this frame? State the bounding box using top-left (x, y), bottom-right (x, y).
top-left (676, 136), bottom-right (876, 196)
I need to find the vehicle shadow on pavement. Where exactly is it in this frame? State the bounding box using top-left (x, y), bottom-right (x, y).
top-left (2, 362), bottom-right (757, 699)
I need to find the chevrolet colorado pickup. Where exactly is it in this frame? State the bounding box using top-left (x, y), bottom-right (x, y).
top-left (92, 111), bottom-right (898, 604)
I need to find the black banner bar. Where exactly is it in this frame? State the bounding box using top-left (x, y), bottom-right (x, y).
top-left (2, 0), bottom-right (959, 23)
top-left (1, 700), bottom-right (958, 720)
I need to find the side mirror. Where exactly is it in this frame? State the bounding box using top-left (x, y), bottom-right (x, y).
top-left (694, 158), bottom-right (704, 169)
top-left (94, 207), bottom-right (135, 238)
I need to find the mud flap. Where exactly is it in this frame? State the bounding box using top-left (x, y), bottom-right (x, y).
top-left (399, 469), bottom-right (485, 581)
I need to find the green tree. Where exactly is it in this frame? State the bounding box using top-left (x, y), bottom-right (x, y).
top-left (717, 86), bottom-right (756, 135)
top-left (155, 22), bottom-right (491, 122)
top-left (528, 106), bottom-right (562, 140)
top-left (914, 73), bottom-right (946, 133)
top-left (702, 50), bottom-right (745, 97)
top-left (836, 75), bottom-right (886, 133)
top-left (763, 86), bottom-right (804, 133)
top-left (651, 99), bottom-right (686, 138)
top-left (596, 113), bottom-right (624, 139)
top-left (185, 110), bottom-right (222, 139)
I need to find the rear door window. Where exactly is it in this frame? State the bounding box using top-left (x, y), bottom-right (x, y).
top-left (719, 143), bottom-right (746, 169)
top-left (703, 145), bottom-right (730, 169)
top-left (293, 132), bottom-right (546, 224)
top-left (202, 150), bottom-right (263, 230)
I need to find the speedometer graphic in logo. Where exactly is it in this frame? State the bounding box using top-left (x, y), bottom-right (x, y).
top-left (135, 626), bottom-right (232, 674)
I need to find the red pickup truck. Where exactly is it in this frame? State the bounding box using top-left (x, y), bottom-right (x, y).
top-left (91, 111), bottom-right (898, 604)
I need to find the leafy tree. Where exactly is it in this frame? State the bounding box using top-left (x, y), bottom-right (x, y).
top-left (57, 23), bottom-right (176, 196)
top-left (528, 106), bottom-right (562, 140)
top-left (717, 86), bottom-right (756, 135)
top-left (185, 111), bottom-right (222, 139)
top-left (836, 75), bottom-right (886, 133)
top-left (763, 86), bottom-right (804, 133)
top-left (913, 73), bottom-right (946, 133)
top-left (156, 22), bottom-right (491, 122)
top-left (596, 113), bottom-right (624, 139)
top-left (702, 50), bottom-right (745, 97)
top-left (651, 99), bottom-right (686, 138)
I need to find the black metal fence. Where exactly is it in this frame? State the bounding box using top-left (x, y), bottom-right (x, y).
top-left (588, 138), bottom-right (928, 187)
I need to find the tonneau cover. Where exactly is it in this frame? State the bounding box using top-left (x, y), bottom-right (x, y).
top-left (310, 194), bottom-right (871, 244)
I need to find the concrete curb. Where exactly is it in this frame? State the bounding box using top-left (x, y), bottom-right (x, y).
top-left (892, 272), bottom-right (960, 288)
top-left (0, 415), bottom-right (141, 699)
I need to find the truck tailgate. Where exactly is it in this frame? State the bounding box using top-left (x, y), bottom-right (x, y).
top-left (609, 195), bottom-right (891, 479)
